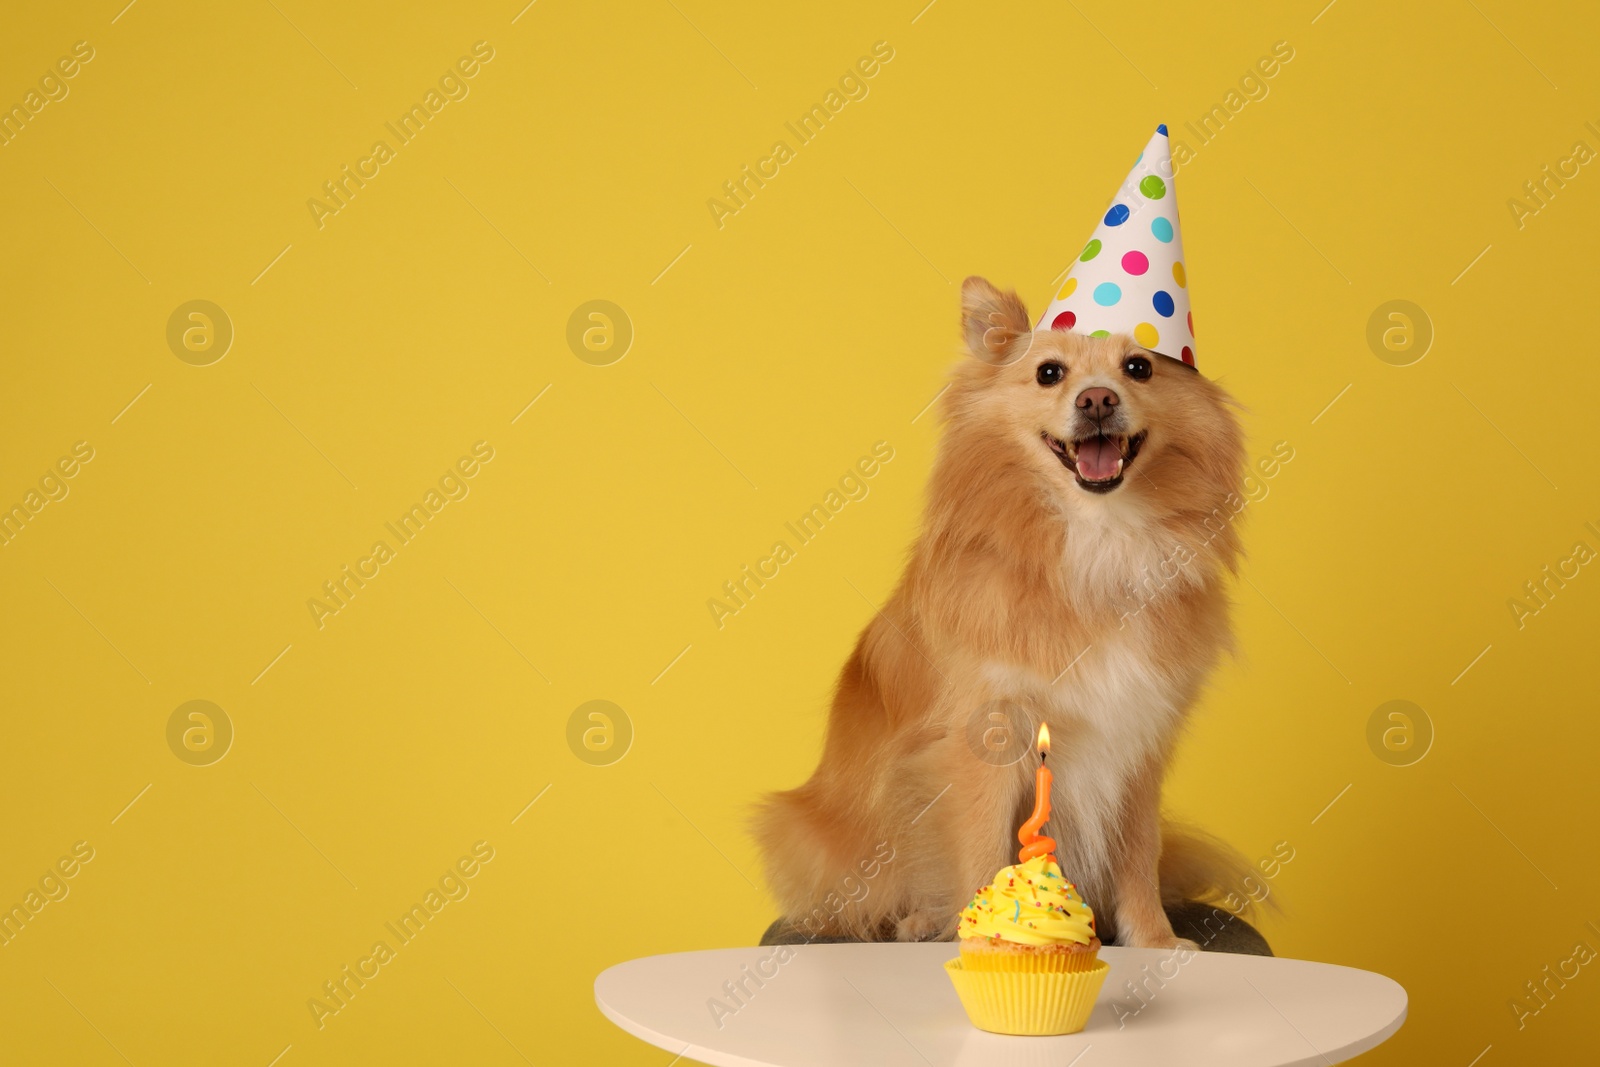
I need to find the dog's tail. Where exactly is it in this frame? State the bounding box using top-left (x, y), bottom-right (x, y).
top-left (1158, 819), bottom-right (1277, 915)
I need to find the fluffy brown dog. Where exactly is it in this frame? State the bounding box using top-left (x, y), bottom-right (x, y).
top-left (756, 276), bottom-right (1251, 949)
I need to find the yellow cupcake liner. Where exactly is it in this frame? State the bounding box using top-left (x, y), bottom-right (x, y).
top-left (945, 957), bottom-right (1110, 1036)
top-left (958, 943), bottom-right (1100, 973)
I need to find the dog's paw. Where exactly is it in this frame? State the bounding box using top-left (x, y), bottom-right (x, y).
top-left (1123, 932), bottom-right (1200, 952)
top-left (894, 910), bottom-right (954, 942)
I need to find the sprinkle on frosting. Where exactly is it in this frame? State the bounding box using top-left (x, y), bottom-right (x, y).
top-left (958, 854), bottom-right (1097, 947)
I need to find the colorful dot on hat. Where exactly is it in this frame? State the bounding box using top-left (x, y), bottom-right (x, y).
top-left (1104, 204), bottom-right (1130, 227)
top-left (1152, 291), bottom-right (1175, 317)
top-left (1139, 175), bottom-right (1167, 200)
top-left (1080, 239), bottom-right (1102, 262)
top-left (1173, 261), bottom-right (1186, 288)
top-left (1051, 310), bottom-right (1076, 331)
top-left (1188, 311), bottom-right (1195, 337)
top-left (1157, 123), bottom-right (1168, 136)
top-left (1093, 282), bottom-right (1122, 306)
top-left (1151, 217), bottom-right (1173, 243)
top-left (1181, 346), bottom-right (1194, 365)
top-left (1134, 322), bottom-right (1159, 348)
top-left (1121, 251), bottom-right (1148, 276)
top-left (1057, 277), bottom-right (1077, 300)
top-left (1090, 330), bottom-right (1111, 338)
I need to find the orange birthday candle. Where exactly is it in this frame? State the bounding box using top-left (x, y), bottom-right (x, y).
top-left (1017, 724), bottom-right (1056, 863)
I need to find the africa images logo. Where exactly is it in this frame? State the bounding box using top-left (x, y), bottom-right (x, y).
top-left (306, 42), bottom-right (496, 230)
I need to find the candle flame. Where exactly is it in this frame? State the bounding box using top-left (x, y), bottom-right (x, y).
top-left (1038, 723), bottom-right (1050, 754)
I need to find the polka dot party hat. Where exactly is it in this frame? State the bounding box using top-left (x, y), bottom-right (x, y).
top-left (1036, 124), bottom-right (1197, 368)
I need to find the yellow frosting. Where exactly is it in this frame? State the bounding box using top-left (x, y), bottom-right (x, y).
top-left (958, 855), bottom-right (1097, 946)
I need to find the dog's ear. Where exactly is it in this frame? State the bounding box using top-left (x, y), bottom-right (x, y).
top-left (960, 276), bottom-right (1032, 363)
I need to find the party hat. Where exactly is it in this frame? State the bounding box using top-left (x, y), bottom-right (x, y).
top-left (1036, 124), bottom-right (1196, 368)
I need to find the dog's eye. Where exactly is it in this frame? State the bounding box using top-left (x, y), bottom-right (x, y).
top-left (1122, 355), bottom-right (1153, 381)
top-left (1036, 362), bottom-right (1066, 386)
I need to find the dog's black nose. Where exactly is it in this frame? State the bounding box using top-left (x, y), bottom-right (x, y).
top-left (1076, 387), bottom-right (1119, 416)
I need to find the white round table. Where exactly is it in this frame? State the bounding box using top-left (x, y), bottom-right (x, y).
top-left (595, 943), bottom-right (1406, 1067)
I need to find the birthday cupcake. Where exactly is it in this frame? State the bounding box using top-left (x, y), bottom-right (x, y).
top-left (944, 854), bottom-right (1110, 1035)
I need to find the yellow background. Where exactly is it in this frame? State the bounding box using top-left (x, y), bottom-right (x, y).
top-left (2, 0), bottom-right (1597, 1063)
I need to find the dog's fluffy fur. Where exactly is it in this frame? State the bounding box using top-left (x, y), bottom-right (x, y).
top-left (756, 277), bottom-right (1251, 949)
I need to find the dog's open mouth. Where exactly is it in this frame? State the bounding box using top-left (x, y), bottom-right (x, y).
top-left (1043, 430), bottom-right (1147, 493)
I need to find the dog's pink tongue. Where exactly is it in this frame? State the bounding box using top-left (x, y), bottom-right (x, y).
top-left (1077, 438), bottom-right (1121, 481)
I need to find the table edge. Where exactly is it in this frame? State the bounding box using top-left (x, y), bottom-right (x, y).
top-left (594, 944), bottom-right (1409, 1067)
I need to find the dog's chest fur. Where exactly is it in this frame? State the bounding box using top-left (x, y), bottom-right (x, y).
top-left (981, 615), bottom-right (1184, 774)
top-left (977, 626), bottom-right (1184, 913)
top-left (969, 511), bottom-right (1205, 915)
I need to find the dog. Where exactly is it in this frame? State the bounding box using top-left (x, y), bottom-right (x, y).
top-left (755, 276), bottom-right (1251, 949)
